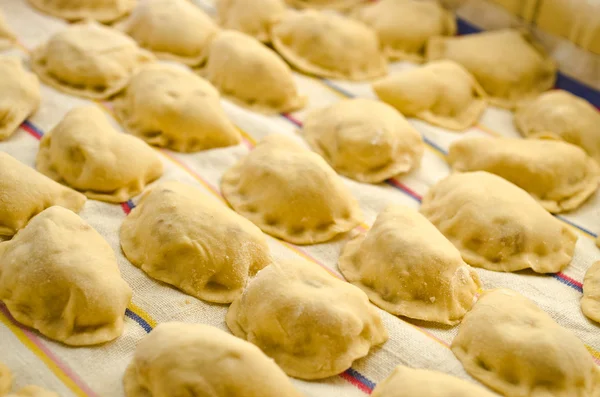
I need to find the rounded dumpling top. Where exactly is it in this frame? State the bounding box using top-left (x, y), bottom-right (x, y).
top-left (217, 0), bottom-right (286, 43)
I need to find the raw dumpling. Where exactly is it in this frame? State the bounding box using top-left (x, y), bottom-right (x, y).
top-left (221, 134), bottom-right (363, 244)
top-left (339, 205), bottom-right (481, 325)
top-left (200, 30), bottom-right (305, 114)
top-left (285, 0), bottom-right (362, 10)
top-left (420, 171), bottom-right (577, 273)
top-left (452, 289), bottom-right (600, 397)
top-left (448, 137), bottom-right (599, 213)
top-left (0, 57), bottom-right (41, 141)
top-left (36, 106), bottom-right (163, 203)
top-left (124, 322), bottom-right (303, 397)
top-left (0, 206), bottom-right (132, 346)
top-left (0, 153), bottom-right (86, 241)
top-left (226, 259), bottom-right (388, 379)
top-left (119, 0), bottom-right (218, 66)
top-left (120, 181), bottom-right (272, 303)
top-left (271, 10), bottom-right (387, 81)
top-left (217, 0), bottom-right (285, 43)
top-left (302, 98), bottom-right (424, 183)
top-left (113, 63), bottom-right (241, 152)
top-left (0, 362), bottom-right (11, 396)
top-left (373, 60), bottom-right (487, 130)
top-left (26, 0), bottom-right (135, 23)
top-left (582, 261), bottom-right (600, 323)
top-left (514, 90), bottom-right (600, 165)
top-left (5, 386), bottom-right (59, 397)
top-left (427, 29), bottom-right (556, 108)
top-left (372, 365), bottom-right (498, 397)
top-left (0, 12), bottom-right (16, 50)
top-left (31, 22), bottom-right (155, 100)
top-left (352, 0), bottom-right (456, 62)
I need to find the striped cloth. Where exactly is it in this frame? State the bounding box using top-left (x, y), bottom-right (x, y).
top-left (1, 1), bottom-right (599, 396)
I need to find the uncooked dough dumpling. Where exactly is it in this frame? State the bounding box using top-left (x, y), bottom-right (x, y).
top-left (302, 98), bottom-right (424, 183)
top-left (271, 10), bottom-right (387, 81)
top-left (372, 365), bottom-right (498, 397)
top-left (217, 0), bottom-right (285, 43)
top-left (113, 63), bottom-right (241, 152)
top-left (120, 181), bottom-right (272, 304)
top-left (420, 171), bottom-right (577, 273)
top-left (0, 153), bottom-right (86, 241)
top-left (0, 362), bottom-right (12, 396)
top-left (5, 386), bottom-right (59, 397)
top-left (26, 0), bottom-right (135, 23)
top-left (452, 289), bottom-right (600, 397)
top-left (427, 29), bottom-right (556, 108)
top-left (515, 90), bottom-right (600, 165)
top-left (339, 205), bottom-right (481, 325)
top-left (227, 259), bottom-right (388, 380)
top-left (0, 206), bottom-right (132, 346)
top-left (285, 0), bottom-right (362, 10)
top-left (353, 0), bottom-right (456, 62)
top-left (0, 57), bottom-right (41, 141)
top-left (201, 30), bottom-right (305, 114)
top-left (373, 60), bottom-right (487, 131)
top-left (221, 134), bottom-right (363, 244)
top-left (448, 137), bottom-right (599, 213)
top-left (31, 22), bottom-right (155, 100)
top-left (0, 12), bottom-right (16, 50)
top-left (582, 261), bottom-right (600, 323)
top-left (124, 322), bottom-right (303, 397)
top-left (119, 0), bottom-right (218, 66)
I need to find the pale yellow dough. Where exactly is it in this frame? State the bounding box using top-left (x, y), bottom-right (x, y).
top-left (119, 0), bottom-right (218, 66)
top-left (449, 137), bottom-right (599, 213)
top-left (582, 261), bottom-right (600, 323)
top-left (0, 12), bottom-right (16, 50)
top-left (271, 10), bottom-right (387, 81)
top-left (0, 362), bottom-right (12, 396)
top-left (0, 153), bottom-right (86, 241)
top-left (302, 98), bottom-right (424, 183)
top-left (5, 386), bottom-right (59, 397)
top-left (285, 0), bottom-right (363, 10)
top-left (339, 205), bottom-right (481, 325)
top-left (353, 0), bottom-right (456, 62)
top-left (120, 181), bottom-right (272, 304)
top-left (217, 0), bottom-right (286, 43)
top-left (373, 60), bottom-right (487, 131)
top-left (123, 322), bottom-right (303, 397)
top-left (371, 365), bottom-right (498, 397)
top-left (36, 106), bottom-right (163, 203)
top-left (113, 63), bottom-right (241, 152)
top-left (226, 259), bottom-right (388, 380)
top-left (200, 30), bottom-right (305, 114)
top-left (452, 289), bottom-right (600, 397)
top-left (26, 0), bottom-right (135, 23)
top-left (0, 57), bottom-right (41, 141)
top-left (31, 22), bottom-right (155, 100)
top-left (515, 90), bottom-right (600, 165)
top-left (0, 206), bottom-right (132, 346)
top-left (420, 171), bottom-right (577, 273)
top-left (427, 29), bottom-right (556, 108)
top-left (221, 134), bottom-right (363, 244)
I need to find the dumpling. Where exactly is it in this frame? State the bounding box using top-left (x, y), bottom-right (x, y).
top-left (5, 386), bottom-right (59, 397)
top-left (200, 30), bottom-right (305, 114)
top-left (420, 171), bottom-right (577, 273)
top-left (0, 57), bottom-right (41, 141)
top-left (285, 0), bottom-right (362, 10)
top-left (372, 365), bottom-right (498, 397)
top-left (352, 0), bottom-right (456, 62)
top-left (0, 153), bottom-right (86, 241)
top-left (514, 90), bottom-right (600, 165)
top-left (0, 12), bottom-right (16, 50)
top-left (427, 29), bottom-right (556, 108)
top-left (302, 98), bottom-right (424, 183)
top-left (26, 0), bottom-right (135, 23)
top-left (452, 289), bottom-right (600, 397)
top-left (582, 261), bottom-right (600, 323)
top-left (120, 181), bottom-right (272, 304)
top-left (36, 106), bottom-right (163, 203)
top-left (118, 0), bottom-right (218, 66)
top-left (226, 258), bottom-right (388, 379)
top-left (0, 206), bottom-right (132, 346)
top-left (113, 63), bottom-right (241, 152)
top-left (124, 322), bottom-right (303, 397)
top-left (217, 0), bottom-right (285, 43)
top-left (271, 10), bottom-right (387, 81)
top-left (221, 134), bottom-right (363, 244)
top-left (448, 137), bottom-right (599, 213)
top-left (373, 60), bottom-right (487, 131)
top-left (339, 205), bottom-right (481, 325)
top-left (0, 362), bottom-right (11, 396)
top-left (31, 22), bottom-right (155, 100)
